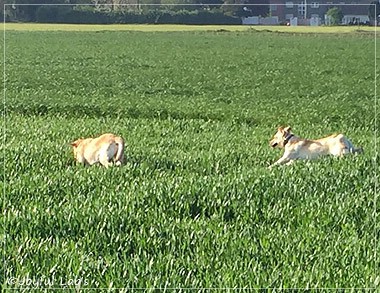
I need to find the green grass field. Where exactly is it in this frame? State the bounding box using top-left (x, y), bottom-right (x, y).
top-left (3, 25), bottom-right (378, 290)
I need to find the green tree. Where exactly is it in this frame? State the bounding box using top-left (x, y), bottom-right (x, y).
top-left (221, 0), bottom-right (240, 17)
top-left (368, 0), bottom-right (380, 25)
top-left (326, 7), bottom-right (343, 25)
top-left (244, 0), bottom-right (269, 17)
top-left (0, 0), bottom-right (16, 21)
top-left (161, 0), bottom-right (200, 11)
top-left (11, 0), bottom-right (67, 21)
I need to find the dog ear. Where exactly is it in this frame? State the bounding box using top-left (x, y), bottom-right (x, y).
top-left (70, 139), bottom-right (81, 147)
top-left (284, 126), bottom-right (292, 132)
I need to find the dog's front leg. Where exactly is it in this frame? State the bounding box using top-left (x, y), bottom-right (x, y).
top-left (285, 160), bottom-right (295, 166)
top-left (269, 156), bottom-right (291, 169)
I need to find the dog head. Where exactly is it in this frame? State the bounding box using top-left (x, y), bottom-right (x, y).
top-left (269, 126), bottom-right (292, 148)
top-left (70, 138), bottom-right (84, 160)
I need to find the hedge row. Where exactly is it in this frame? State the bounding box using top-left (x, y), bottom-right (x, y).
top-left (35, 6), bottom-right (242, 25)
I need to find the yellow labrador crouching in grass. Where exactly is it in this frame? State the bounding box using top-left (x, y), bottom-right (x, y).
top-left (269, 126), bottom-right (363, 168)
top-left (71, 133), bottom-right (125, 168)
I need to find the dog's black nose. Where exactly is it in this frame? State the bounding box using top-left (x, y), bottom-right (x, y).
top-left (271, 143), bottom-right (278, 148)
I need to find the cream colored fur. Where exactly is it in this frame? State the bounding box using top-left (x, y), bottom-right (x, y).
top-left (71, 133), bottom-right (125, 168)
top-left (269, 126), bottom-right (362, 168)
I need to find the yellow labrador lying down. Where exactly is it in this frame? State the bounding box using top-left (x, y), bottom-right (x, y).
top-left (269, 126), bottom-right (362, 168)
top-left (71, 133), bottom-right (125, 168)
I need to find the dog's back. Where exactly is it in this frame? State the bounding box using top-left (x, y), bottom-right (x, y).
top-left (71, 133), bottom-right (124, 167)
top-left (317, 133), bottom-right (362, 156)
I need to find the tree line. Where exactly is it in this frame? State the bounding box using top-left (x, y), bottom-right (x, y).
top-left (1, 0), bottom-right (377, 25)
top-left (0, 0), bottom-right (270, 24)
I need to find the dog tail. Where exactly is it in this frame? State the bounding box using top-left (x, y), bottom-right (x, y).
top-left (114, 136), bottom-right (125, 166)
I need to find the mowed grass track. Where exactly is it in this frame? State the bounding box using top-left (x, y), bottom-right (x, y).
top-left (4, 22), bottom-right (377, 33)
top-left (3, 29), bottom-right (377, 289)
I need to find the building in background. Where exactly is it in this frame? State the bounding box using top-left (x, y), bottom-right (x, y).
top-left (266, 0), bottom-right (371, 24)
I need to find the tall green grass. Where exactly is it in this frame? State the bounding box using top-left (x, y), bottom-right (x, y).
top-left (3, 30), bottom-right (378, 290)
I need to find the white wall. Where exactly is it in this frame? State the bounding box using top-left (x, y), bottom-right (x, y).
top-left (242, 16), bottom-right (279, 25)
top-left (342, 15), bottom-right (370, 24)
